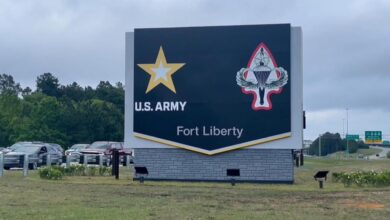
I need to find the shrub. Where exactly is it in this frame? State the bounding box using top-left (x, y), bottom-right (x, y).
top-left (88, 166), bottom-right (97, 176)
top-left (64, 165), bottom-right (77, 176)
top-left (387, 151), bottom-right (390, 159)
top-left (99, 166), bottom-right (111, 176)
top-left (74, 164), bottom-right (86, 176)
top-left (38, 166), bottom-right (64, 180)
top-left (38, 165), bottom-right (112, 180)
top-left (332, 170), bottom-right (390, 187)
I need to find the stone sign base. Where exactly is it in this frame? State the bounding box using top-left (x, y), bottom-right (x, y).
top-left (133, 148), bottom-right (294, 183)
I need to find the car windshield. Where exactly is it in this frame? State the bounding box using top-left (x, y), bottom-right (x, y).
top-left (11, 146), bottom-right (40, 154)
top-left (9, 143), bottom-right (30, 150)
top-left (71, 144), bottom-right (88, 150)
top-left (89, 142), bottom-right (109, 149)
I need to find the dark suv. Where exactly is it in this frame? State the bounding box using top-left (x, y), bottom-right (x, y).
top-left (3, 143), bottom-right (63, 170)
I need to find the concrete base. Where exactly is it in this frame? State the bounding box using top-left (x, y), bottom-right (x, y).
top-left (133, 148), bottom-right (294, 183)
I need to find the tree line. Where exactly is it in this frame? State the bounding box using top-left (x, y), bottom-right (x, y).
top-left (0, 73), bottom-right (124, 149)
top-left (308, 132), bottom-right (368, 156)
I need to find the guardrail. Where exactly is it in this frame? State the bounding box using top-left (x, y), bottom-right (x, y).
top-left (76, 154), bottom-right (132, 168)
top-left (0, 153), bottom-right (29, 177)
top-left (0, 153), bottom-right (133, 177)
top-left (0, 152), bottom-right (3, 177)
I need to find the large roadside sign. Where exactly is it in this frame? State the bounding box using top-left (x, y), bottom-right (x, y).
top-left (126, 24), bottom-right (303, 155)
top-left (365, 131), bottom-right (382, 144)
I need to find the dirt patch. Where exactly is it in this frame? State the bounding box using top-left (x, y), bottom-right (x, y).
top-left (357, 203), bottom-right (384, 209)
top-left (340, 198), bottom-right (384, 210)
top-left (343, 201), bottom-right (384, 209)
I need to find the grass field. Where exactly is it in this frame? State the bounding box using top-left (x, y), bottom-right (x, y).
top-left (0, 158), bottom-right (390, 220)
top-left (328, 148), bottom-right (382, 159)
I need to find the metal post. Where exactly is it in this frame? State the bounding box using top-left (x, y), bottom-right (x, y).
top-left (126, 155), bottom-right (130, 168)
top-left (319, 180), bottom-right (324, 189)
top-left (0, 152), bottom-right (4, 177)
top-left (111, 149), bottom-right (119, 179)
top-left (79, 154), bottom-right (83, 164)
top-left (346, 108), bottom-right (349, 158)
top-left (99, 154), bottom-right (103, 167)
top-left (66, 155), bottom-right (70, 168)
top-left (46, 154), bottom-right (51, 167)
top-left (300, 149), bottom-right (304, 166)
top-left (23, 154), bottom-right (29, 177)
top-left (111, 155), bottom-right (115, 176)
top-left (106, 155), bottom-right (110, 167)
top-left (121, 155), bottom-right (125, 166)
top-left (140, 176), bottom-right (144, 184)
top-left (83, 154), bottom-right (88, 166)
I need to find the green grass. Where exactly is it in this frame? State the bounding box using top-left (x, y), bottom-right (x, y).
top-left (1, 158), bottom-right (390, 220)
top-left (329, 148), bottom-right (382, 159)
top-left (357, 148), bottom-right (383, 156)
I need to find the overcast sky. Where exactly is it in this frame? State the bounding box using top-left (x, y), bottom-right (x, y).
top-left (1, 0), bottom-right (390, 141)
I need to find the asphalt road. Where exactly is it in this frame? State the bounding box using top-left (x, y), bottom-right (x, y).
top-left (368, 146), bottom-right (390, 160)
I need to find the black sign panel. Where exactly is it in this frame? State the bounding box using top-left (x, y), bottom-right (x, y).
top-left (134, 24), bottom-right (291, 154)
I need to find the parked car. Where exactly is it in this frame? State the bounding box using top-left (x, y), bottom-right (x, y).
top-left (3, 143), bottom-right (63, 170)
top-left (9, 142), bottom-right (63, 157)
top-left (46, 145), bottom-right (64, 164)
top-left (2, 142), bottom-right (41, 154)
top-left (47, 143), bottom-right (64, 154)
top-left (65, 144), bottom-right (90, 162)
top-left (80, 141), bottom-right (130, 164)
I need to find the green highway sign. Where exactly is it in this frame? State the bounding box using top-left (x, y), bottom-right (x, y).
top-left (365, 131), bottom-right (382, 144)
top-left (346, 134), bottom-right (359, 141)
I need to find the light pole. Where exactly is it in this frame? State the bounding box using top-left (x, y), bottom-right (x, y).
top-left (319, 134), bottom-right (321, 157)
top-left (342, 118), bottom-right (345, 138)
top-left (346, 108), bottom-right (349, 158)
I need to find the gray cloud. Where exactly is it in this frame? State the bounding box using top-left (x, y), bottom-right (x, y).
top-left (1, 0), bottom-right (390, 140)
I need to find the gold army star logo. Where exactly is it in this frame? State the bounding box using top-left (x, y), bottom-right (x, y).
top-left (137, 46), bottom-right (185, 93)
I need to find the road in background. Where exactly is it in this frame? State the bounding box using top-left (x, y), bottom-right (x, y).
top-left (368, 146), bottom-right (390, 160)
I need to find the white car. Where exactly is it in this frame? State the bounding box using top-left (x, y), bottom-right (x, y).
top-left (65, 144), bottom-right (90, 161)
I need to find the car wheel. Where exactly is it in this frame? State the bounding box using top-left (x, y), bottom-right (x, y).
top-left (28, 162), bottom-right (38, 170)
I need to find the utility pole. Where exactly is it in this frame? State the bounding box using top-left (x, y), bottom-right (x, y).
top-left (346, 108), bottom-right (349, 158)
top-left (319, 134), bottom-right (321, 157)
top-left (342, 118), bottom-right (345, 138)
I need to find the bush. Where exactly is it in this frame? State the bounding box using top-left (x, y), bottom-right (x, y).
top-left (88, 166), bottom-right (97, 176)
top-left (74, 164), bottom-right (86, 176)
top-left (332, 170), bottom-right (390, 187)
top-left (99, 166), bottom-right (111, 176)
top-left (38, 166), bottom-right (64, 180)
top-left (38, 165), bottom-right (112, 180)
top-left (387, 151), bottom-right (390, 159)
